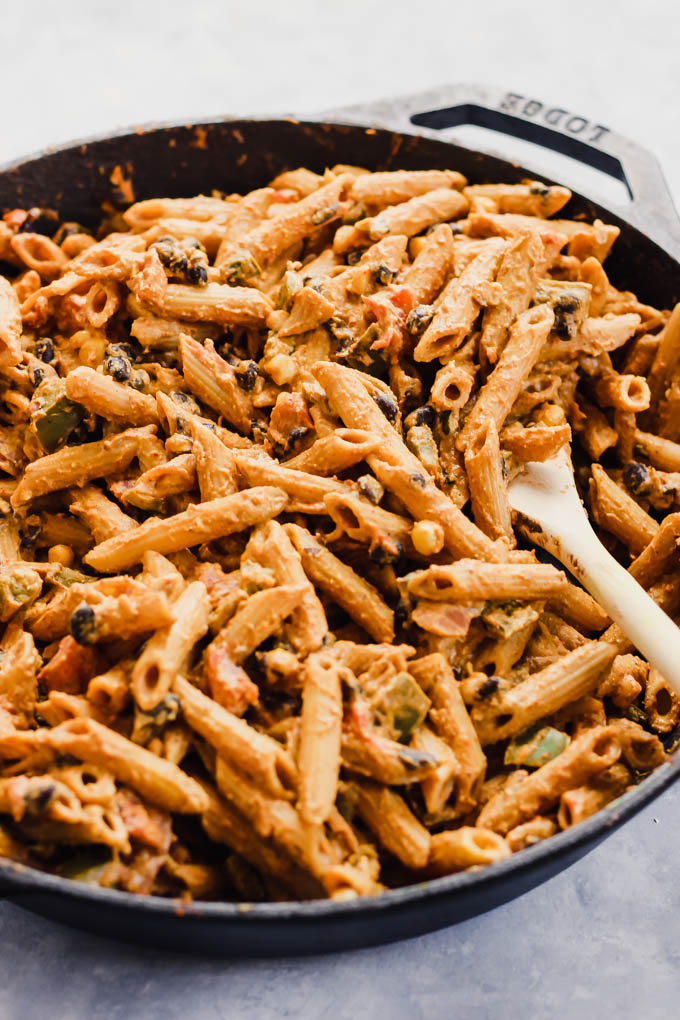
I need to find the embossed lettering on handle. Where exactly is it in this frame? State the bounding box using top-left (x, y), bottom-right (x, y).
top-left (497, 92), bottom-right (609, 145)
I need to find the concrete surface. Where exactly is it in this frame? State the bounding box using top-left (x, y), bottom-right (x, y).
top-left (1, 1), bottom-right (680, 1017)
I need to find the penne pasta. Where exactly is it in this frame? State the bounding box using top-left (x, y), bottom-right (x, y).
top-left (285, 523), bottom-right (394, 642)
top-left (589, 464), bottom-right (658, 555)
top-left (11, 426), bottom-right (156, 507)
top-left (65, 366), bottom-right (160, 426)
top-left (471, 641), bottom-right (618, 744)
top-left (406, 560), bottom-right (566, 602)
top-left (478, 726), bottom-right (622, 834)
top-left (0, 163), bottom-right (675, 905)
top-left (352, 781), bottom-right (431, 869)
top-left (297, 653), bottom-right (344, 826)
top-left (425, 827), bottom-right (510, 875)
top-left (464, 420), bottom-right (514, 542)
top-left (356, 188), bottom-right (468, 242)
top-left (208, 583), bottom-right (305, 664)
top-left (350, 169), bottom-right (466, 209)
top-left (457, 304), bottom-right (555, 450)
top-left (414, 239), bottom-right (506, 362)
top-left (85, 487), bottom-right (287, 571)
top-left (409, 654), bottom-right (486, 810)
top-left (284, 429), bottom-right (380, 475)
top-left (0, 275), bottom-right (23, 366)
top-left (43, 717), bottom-right (209, 814)
top-left (131, 581), bottom-right (210, 709)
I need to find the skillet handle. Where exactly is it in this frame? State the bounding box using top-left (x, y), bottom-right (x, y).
top-left (320, 83), bottom-right (680, 260)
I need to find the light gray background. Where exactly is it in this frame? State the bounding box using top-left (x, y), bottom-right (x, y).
top-left (2, 2), bottom-right (680, 1017)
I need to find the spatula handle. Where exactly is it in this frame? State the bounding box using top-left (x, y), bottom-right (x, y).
top-left (557, 524), bottom-right (680, 694)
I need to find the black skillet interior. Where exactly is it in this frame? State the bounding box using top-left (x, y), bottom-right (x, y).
top-left (2, 113), bottom-right (679, 308)
top-left (1, 99), bottom-right (680, 955)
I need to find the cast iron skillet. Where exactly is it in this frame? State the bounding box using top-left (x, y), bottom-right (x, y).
top-left (1, 84), bottom-right (679, 956)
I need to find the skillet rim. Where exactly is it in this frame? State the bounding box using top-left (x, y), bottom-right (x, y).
top-left (1, 112), bottom-right (679, 925)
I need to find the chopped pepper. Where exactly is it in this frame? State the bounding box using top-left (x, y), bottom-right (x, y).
top-left (504, 725), bottom-right (570, 768)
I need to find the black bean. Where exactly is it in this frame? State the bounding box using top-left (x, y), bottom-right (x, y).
top-left (53, 222), bottom-right (92, 245)
top-left (34, 338), bottom-right (55, 363)
top-left (185, 247), bottom-right (209, 286)
top-left (406, 305), bottom-right (435, 336)
top-left (104, 354), bottom-right (131, 382)
top-left (623, 461), bottom-right (651, 494)
top-left (17, 207), bottom-right (59, 236)
top-left (145, 693), bottom-right (180, 724)
top-left (408, 404), bottom-right (435, 428)
top-left (20, 520), bottom-right (41, 551)
top-left (287, 426), bottom-right (308, 446)
top-left (131, 694), bottom-right (181, 744)
top-left (186, 262), bottom-right (208, 286)
top-left (70, 603), bottom-right (97, 645)
top-left (107, 341), bottom-right (141, 363)
top-left (129, 369), bottom-right (151, 391)
top-left (477, 676), bottom-right (501, 699)
top-left (171, 390), bottom-right (201, 414)
top-left (23, 780), bottom-right (57, 816)
top-left (235, 361), bottom-right (259, 392)
top-left (553, 298), bottom-right (579, 340)
top-left (373, 263), bottom-right (398, 286)
top-left (358, 475), bottom-right (383, 505)
top-left (370, 540), bottom-right (403, 565)
top-left (311, 203), bottom-right (339, 226)
top-left (373, 392), bottom-right (398, 423)
top-left (152, 236), bottom-right (188, 276)
top-left (32, 367), bottom-right (44, 386)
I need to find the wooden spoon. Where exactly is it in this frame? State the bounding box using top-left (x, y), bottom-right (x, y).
top-left (507, 449), bottom-right (680, 694)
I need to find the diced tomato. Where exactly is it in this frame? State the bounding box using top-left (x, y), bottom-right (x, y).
top-left (411, 602), bottom-right (482, 638)
top-left (268, 392), bottom-right (312, 449)
top-left (37, 636), bottom-right (103, 694)
top-left (204, 644), bottom-right (259, 717)
top-left (362, 289), bottom-right (411, 353)
top-left (115, 789), bottom-right (172, 852)
top-left (193, 562), bottom-right (241, 610)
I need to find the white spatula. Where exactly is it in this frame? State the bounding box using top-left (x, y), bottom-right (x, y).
top-left (507, 450), bottom-right (680, 695)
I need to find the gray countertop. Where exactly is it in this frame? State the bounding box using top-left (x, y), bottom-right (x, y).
top-left (2, 1), bottom-right (680, 1017)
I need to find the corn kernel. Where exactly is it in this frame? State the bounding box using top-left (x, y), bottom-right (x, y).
top-left (411, 519), bottom-right (445, 557)
top-left (534, 403), bottom-right (566, 426)
top-left (47, 544), bottom-right (74, 567)
top-left (77, 332), bottom-right (108, 367)
top-left (267, 353), bottom-right (297, 386)
top-left (408, 236), bottom-right (428, 260)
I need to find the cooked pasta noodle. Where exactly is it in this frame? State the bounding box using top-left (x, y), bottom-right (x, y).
top-left (0, 161), bottom-right (675, 905)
